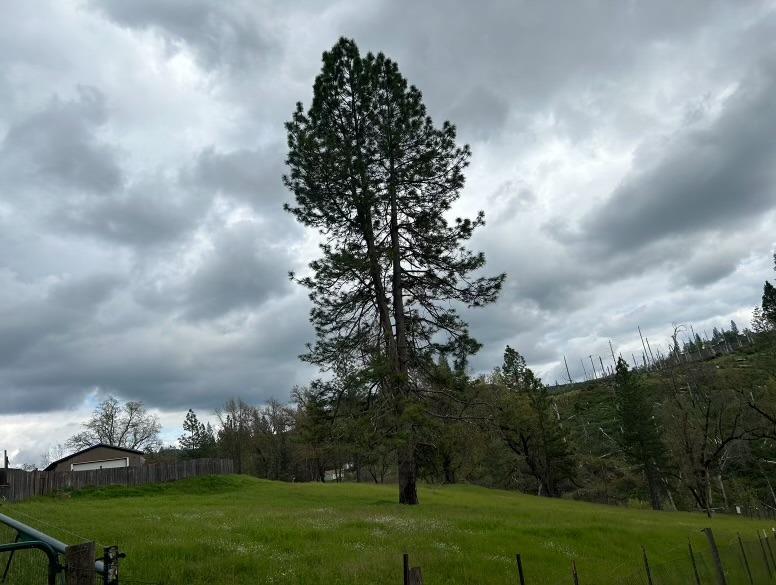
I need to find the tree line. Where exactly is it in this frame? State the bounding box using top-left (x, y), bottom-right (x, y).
top-left (38, 262), bottom-right (775, 515)
top-left (169, 330), bottom-right (775, 517)
top-left (39, 38), bottom-right (776, 515)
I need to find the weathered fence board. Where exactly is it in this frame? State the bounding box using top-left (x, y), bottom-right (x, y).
top-left (0, 458), bottom-right (234, 503)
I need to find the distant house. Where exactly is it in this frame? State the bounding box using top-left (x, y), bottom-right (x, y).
top-left (44, 444), bottom-right (145, 473)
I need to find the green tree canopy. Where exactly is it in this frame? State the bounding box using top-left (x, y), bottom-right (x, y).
top-left (284, 38), bottom-right (504, 504)
top-left (612, 358), bottom-right (666, 510)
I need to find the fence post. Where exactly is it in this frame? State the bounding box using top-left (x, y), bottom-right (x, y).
top-left (642, 546), bottom-right (654, 585)
top-left (764, 530), bottom-right (776, 569)
top-left (758, 532), bottom-right (773, 578)
top-left (571, 560), bottom-right (580, 585)
top-left (516, 553), bottom-right (526, 585)
top-left (689, 540), bottom-right (702, 585)
top-left (737, 533), bottom-right (754, 585)
top-left (703, 527), bottom-right (728, 585)
top-left (65, 541), bottom-right (95, 585)
top-left (408, 567), bottom-right (424, 585)
top-left (101, 545), bottom-right (122, 585)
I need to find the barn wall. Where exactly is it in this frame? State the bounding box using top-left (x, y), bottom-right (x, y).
top-left (52, 448), bottom-right (145, 473)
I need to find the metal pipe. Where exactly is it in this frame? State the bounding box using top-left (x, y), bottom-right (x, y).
top-left (0, 541), bottom-right (61, 585)
top-left (0, 512), bottom-right (105, 574)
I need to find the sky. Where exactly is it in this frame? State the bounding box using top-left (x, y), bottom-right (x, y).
top-left (1, 0), bottom-right (775, 466)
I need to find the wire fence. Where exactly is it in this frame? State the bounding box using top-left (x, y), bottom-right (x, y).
top-left (0, 520), bottom-right (54, 584)
top-left (402, 528), bottom-right (776, 585)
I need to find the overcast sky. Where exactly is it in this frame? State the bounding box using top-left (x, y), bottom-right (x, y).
top-left (2, 1), bottom-right (775, 465)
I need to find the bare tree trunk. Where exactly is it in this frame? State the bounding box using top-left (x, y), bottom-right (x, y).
top-left (717, 474), bottom-right (729, 511)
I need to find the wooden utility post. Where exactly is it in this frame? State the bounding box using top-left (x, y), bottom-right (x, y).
top-left (0, 450), bottom-right (8, 500)
top-left (65, 541), bottom-right (96, 585)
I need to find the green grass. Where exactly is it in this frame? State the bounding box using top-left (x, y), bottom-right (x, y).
top-left (1, 476), bottom-right (774, 584)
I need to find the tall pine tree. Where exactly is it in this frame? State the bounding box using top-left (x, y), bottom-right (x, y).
top-left (284, 38), bottom-right (504, 504)
top-left (612, 358), bottom-right (666, 510)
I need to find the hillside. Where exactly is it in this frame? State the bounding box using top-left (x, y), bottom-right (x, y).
top-left (1, 475), bottom-right (774, 584)
top-left (548, 333), bottom-right (776, 509)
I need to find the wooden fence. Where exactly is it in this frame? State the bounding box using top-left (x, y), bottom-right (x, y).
top-left (0, 458), bottom-right (234, 503)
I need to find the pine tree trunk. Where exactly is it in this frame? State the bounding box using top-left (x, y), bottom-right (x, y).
top-left (398, 442), bottom-right (419, 505)
top-left (389, 168), bottom-right (417, 505)
top-left (442, 454), bottom-right (456, 484)
top-left (645, 463), bottom-right (663, 510)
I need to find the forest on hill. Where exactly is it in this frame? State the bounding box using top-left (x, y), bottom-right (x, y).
top-left (162, 326), bottom-right (776, 517)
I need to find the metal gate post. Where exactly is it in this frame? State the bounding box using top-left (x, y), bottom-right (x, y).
top-left (703, 527), bottom-right (728, 585)
top-left (758, 533), bottom-right (773, 577)
top-left (737, 533), bottom-right (754, 585)
top-left (642, 546), bottom-right (654, 585)
top-left (688, 540), bottom-right (702, 585)
top-left (515, 553), bottom-right (526, 585)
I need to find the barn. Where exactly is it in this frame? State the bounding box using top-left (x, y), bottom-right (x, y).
top-left (44, 444), bottom-right (145, 473)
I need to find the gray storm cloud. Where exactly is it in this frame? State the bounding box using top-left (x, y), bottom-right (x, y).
top-left (0, 0), bottom-right (774, 440)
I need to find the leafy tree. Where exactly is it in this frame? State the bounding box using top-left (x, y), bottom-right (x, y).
top-left (763, 281), bottom-right (776, 326)
top-left (662, 362), bottom-right (753, 516)
top-left (611, 358), bottom-right (666, 510)
top-left (67, 396), bottom-right (161, 452)
top-left (252, 400), bottom-right (297, 481)
top-left (293, 385), bottom-right (334, 482)
top-left (752, 306), bottom-right (773, 333)
top-left (494, 346), bottom-right (574, 497)
top-left (284, 38), bottom-right (504, 504)
top-left (178, 409), bottom-right (216, 457)
top-left (216, 398), bottom-right (254, 474)
top-left (417, 356), bottom-right (485, 484)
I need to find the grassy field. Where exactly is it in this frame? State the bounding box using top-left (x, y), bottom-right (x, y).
top-left (1, 476), bottom-right (775, 584)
